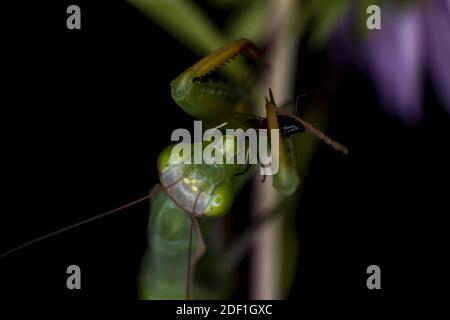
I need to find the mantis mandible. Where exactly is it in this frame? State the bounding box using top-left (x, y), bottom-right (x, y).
top-left (0, 38), bottom-right (347, 300)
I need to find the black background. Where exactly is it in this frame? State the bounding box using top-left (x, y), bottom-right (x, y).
top-left (0, 0), bottom-right (447, 312)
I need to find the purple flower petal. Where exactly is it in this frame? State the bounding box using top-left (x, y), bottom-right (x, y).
top-left (362, 4), bottom-right (425, 125)
top-left (426, 0), bottom-right (450, 114)
top-left (327, 9), bottom-right (359, 67)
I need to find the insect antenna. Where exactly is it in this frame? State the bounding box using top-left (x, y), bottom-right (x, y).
top-left (268, 88), bottom-right (348, 155)
top-left (286, 112), bottom-right (349, 155)
top-left (289, 93), bottom-right (307, 166)
top-left (185, 190), bottom-right (204, 300)
top-left (186, 214), bottom-right (195, 300)
top-left (0, 184), bottom-right (163, 259)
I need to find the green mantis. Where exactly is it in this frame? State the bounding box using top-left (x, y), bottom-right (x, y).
top-left (0, 38), bottom-right (347, 300)
top-left (139, 38), bottom-right (348, 299)
top-left (170, 38), bottom-right (262, 127)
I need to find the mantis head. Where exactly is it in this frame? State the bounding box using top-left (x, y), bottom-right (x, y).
top-left (157, 141), bottom-right (238, 219)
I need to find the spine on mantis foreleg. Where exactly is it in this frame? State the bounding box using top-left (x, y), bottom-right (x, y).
top-left (170, 38), bottom-right (263, 127)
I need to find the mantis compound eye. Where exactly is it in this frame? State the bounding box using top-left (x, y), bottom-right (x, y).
top-left (157, 145), bottom-right (173, 173)
top-left (204, 181), bottom-right (233, 218)
top-left (157, 144), bottom-right (187, 173)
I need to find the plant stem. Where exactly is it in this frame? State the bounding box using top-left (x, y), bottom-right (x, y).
top-left (250, 0), bottom-right (300, 299)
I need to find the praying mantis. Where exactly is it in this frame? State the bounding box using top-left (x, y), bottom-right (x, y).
top-left (0, 38), bottom-right (347, 300)
top-left (139, 38), bottom-right (347, 299)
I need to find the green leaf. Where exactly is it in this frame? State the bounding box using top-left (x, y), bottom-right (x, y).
top-left (308, 0), bottom-right (350, 49)
top-left (224, 0), bottom-right (268, 43)
top-left (127, 0), bottom-right (227, 55)
top-left (206, 0), bottom-right (244, 8)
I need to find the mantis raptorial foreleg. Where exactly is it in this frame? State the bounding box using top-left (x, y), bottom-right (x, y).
top-left (170, 38), bottom-right (263, 126)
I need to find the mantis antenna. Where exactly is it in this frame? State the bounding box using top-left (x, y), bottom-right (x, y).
top-left (0, 184), bottom-right (163, 259)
